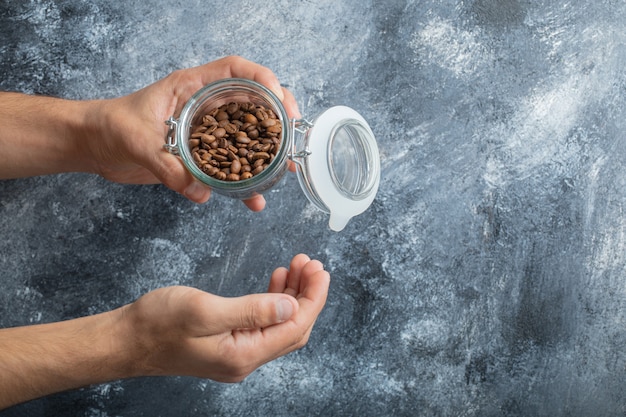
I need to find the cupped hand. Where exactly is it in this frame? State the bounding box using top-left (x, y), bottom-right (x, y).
top-left (87, 56), bottom-right (301, 211)
top-left (121, 254), bottom-right (329, 382)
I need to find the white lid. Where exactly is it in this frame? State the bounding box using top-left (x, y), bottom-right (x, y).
top-left (295, 106), bottom-right (381, 231)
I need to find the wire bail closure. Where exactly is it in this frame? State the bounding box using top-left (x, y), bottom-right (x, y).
top-left (164, 117), bottom-right (179, 155)
top-left (288, 118), bottom-right (313, 168)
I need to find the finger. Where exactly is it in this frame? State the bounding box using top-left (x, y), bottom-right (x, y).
top-left (275, 268), bottom-right (330, 353)
top-left (268, 267), bottom-right (289, 293)
top-left (242, 195), bottom-right (266, 212)
top-left (281, 87), bottom-right (301, 119)
top-left (209, 293), bottom-right (299, 331)
top-left (296, 262), bottom-right (329, 303)
top-left (255, 268), bottom-right (330, 355)
top-left (284, 254), bottom-right (311, 297)
top-left (146, 149), bottom-right (212, 203)
top-left (227, 57), bottom-right (284, 102)
top-left (198, 56), bottom-right (284, 102)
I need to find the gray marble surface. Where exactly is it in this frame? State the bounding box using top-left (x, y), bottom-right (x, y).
top-left (1, 0), bottom-right (625, 416)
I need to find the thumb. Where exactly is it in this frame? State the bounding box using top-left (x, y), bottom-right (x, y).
top-left (149, 151), bottom-right (212, 203)
top-left (217, 294), bottom-right (299, 330)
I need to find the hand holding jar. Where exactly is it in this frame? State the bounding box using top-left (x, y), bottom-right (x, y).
top-left (83, 55), bottom-right (302, 211)
top-left (0, 56), bottom-right (300, 211)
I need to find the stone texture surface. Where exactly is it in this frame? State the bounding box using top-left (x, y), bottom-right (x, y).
top-left (1, 0), bottom-right (625, 416)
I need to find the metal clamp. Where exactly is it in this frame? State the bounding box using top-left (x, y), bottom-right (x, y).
top-left (163, 117), bottom-right (179, 154)
top-left (289, 118), bottom-right (313, 167)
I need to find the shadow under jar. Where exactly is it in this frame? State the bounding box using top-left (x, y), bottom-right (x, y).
top-left (165, 78), bottom-right (380, 232)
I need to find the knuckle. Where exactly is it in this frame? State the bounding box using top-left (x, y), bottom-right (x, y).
top-left (240, 300), bottom-right (261, 329)
top-left (223, 55), bottom-right (244, 65)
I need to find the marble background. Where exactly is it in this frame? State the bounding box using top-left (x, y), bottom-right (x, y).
top-left (1, 0), bottom-right (625, 416)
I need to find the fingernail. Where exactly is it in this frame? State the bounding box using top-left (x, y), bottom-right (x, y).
top-left (184, 181), bottom-right (210, 202)
top-left (276, 298), bottom-right (294, 322)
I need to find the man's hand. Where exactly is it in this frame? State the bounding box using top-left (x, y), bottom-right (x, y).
top-left (87, 56), bottom-right (301, 211)
top-left (121, 254), bottom-right (328, 381)
top-left (0, 254), bottom-right (329, 409)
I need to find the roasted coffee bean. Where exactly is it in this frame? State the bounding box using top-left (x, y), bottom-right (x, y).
top-left (189, 101), bottom-right (282, 182)
top-left (244, 113), bottom-right (258, 124)
top-left (213, 153), bottom-right (228, 162)
top-left (235, 134), bottom-right (250, 144)
top-left (224, 123), bottom-right (238, 134)
top-left (201, 134), bottom-right (216, 145)
top-left (247, 129), bottom-right (259, 140)
top-left (203, 165), bottom-right (219, 176)
top-left (252, 165), bottom-right (265, 176)
top-left (213, 127), bottom-right (227, 138)
top-left (227, 102), bottom-right (239, 115)
top-left (260, 118), bottom-right (276, 128)
top-left (215, 110), bottom-right (229, 121)
top-left (266, 124), bottom-right (282, 134)
top-left (230, 159), bottom-right (242, 174)
top-left (251, 151), bottom-right (270, 161)
top-left (227, 150), bottom-right (238, 161)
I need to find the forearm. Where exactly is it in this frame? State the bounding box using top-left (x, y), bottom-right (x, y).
top-left (0, 306), bottom-right (136, 409)
top-left (0, 92), bottom-right (102, 179)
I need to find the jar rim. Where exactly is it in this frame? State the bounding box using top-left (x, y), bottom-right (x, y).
top-left (176, 78), bottom-right (290, 198)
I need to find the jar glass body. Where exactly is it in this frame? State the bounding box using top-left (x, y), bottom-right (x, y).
top-left (174, 79), bottom-right (291, 200)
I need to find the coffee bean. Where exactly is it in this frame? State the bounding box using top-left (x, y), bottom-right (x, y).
top-left (251, 151), bottom-right (270, 161)
top-left (244, 113), bottom-right (258, 124)
top-left (203, 115), bottom-right (217, 125)
top-left (213, 127), bottom-right (227, 138)
top-left (213, 153), bottom-right (228, 162)
top-left (226, 102), bottom-right (239, 115)
top-left (235, 134), bottom-right (250, 144)
top-left (224, 123), bottom-right (238, 135)
top-left (201, 134), bottom-right (216, 145)
top-left (231, 159), bottom-right (242, 174)
top-left (215, 110), bottom-right (229, 121)
top-left (252, 165), bottom-right (265, 175)
top-left (260, 118), bottom-right (276, 128)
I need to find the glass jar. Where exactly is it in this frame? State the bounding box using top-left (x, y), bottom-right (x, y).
top-left (164, 78), bottom-right (380, 232)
